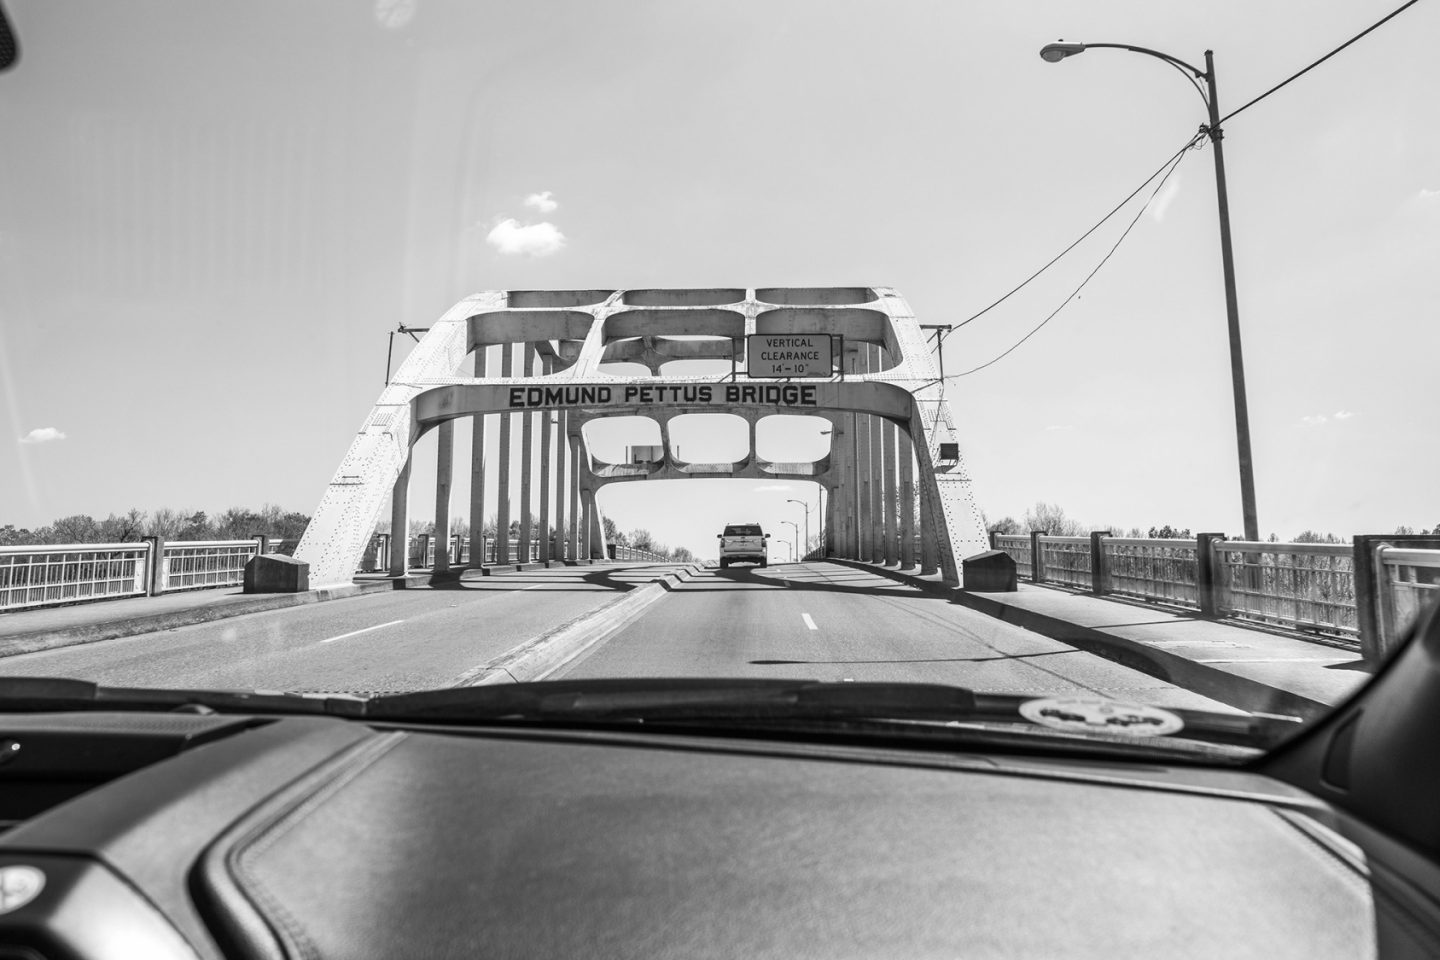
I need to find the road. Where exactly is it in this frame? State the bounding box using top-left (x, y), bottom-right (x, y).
top-left (0, 566), bottom-right (674, 693)
top-left (1, 562), bottom-right (1235, 712)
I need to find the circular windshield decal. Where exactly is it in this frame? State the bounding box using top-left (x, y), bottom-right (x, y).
top-left (1019, 697), bottom-right (1184, 738)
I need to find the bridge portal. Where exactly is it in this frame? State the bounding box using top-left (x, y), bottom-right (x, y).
top-left (293, 288), bottom-right (987, 586)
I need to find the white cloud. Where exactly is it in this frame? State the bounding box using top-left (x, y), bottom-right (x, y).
top-left (1301, 415), bottom-right (1329, 425)
top-left (19, 426), bottom-right (66, 444)
top-left (1417, 188), bottom-right (1440, 202)
top-left (485, 219), bottom-right (566, 257)
top-left (1149, 172), bottom-right (1182, 222)
top-left (1333, 410), bottom-right (1357, 420)
top-left (524, 191), bottom-right (558, 214)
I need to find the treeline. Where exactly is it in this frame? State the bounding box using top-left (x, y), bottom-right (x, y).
top-left (985, 502), bottom-right (1440, 542)
top-left (0, 505), bottom-right (311, 547)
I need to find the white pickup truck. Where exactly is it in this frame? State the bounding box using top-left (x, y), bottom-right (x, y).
top-left (717, 523), bottom-right (769, 569)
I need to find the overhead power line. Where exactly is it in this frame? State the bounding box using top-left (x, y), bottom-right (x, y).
top-left (942, 132), bottom-right (1203, 381)
top-left (1221, 0), bottom-right (1424, 124)
top-left (947, 134), bottom-right (1204, 338)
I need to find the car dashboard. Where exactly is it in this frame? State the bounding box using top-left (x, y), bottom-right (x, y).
top-left (2, 709), bottom-right (1440, 959)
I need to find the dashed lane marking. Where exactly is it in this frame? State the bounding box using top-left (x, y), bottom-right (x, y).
top-left (802, 613), bottom-right (818, 631)
top-left (320, 619), bottom-right (405, 644)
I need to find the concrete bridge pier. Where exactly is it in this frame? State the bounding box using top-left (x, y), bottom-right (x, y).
top-left (882, 417), bottom-right (897, 567)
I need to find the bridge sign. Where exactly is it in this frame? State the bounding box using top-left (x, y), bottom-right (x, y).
top-left (745, 334), bottom-right (833, 379)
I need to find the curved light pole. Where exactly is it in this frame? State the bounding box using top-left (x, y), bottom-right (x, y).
top-left (781, 520), bottom-right (800, 564)
top-left (786, 498), bottom-right (811, 561)
top-left (1039, 40), bottom-right (1258, 541)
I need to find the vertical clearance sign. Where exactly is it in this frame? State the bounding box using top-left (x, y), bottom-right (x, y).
top-left (745, 334), bottom-right (834, 379)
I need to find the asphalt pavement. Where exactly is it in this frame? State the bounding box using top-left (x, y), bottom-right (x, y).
top-left (555, 563), bottom-right (1241, 712)
top-left (0, 566), bottom-right (675, 693)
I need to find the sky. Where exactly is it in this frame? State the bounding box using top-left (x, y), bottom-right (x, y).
top-left (0, 0), bottom-right (1436, 559)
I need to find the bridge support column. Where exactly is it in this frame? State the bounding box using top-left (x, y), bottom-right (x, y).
top-left (823, 481), bottom-right (836, 557)
top-left (899, 429), bottom-right (915, 570)
top-left (539, 358), bottom-right (553, 562)
top-left (568, 432), bottom-right (581, 562)
top-left (468, 347), bottom-right (487, 568)
top-left (919, 459), bottom-right (939, 577)
top-left (554, 409), bottom-right (568, 561)
top-left (843, 415), bottom-right (860, 559)
top-left (388, 454), bottom-right (411, 577)
top-left (853, 346), bottom-right (871, 562)
top-left (495, 344), bottom-right (514, 564)
top-left (519, 344), bottom-right (536, 562)
top-left (433, 419), bottom-right (453, 572)
top-left (882, 418), bottom-right (897, 567)
top-left (867, 344), bottom-right (884, 564)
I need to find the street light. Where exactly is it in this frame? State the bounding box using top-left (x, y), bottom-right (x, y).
top-left (1038, 39), bottom-right (1259, 542)
top-left (785, 498), bottom-right (811, 561)
top-left (781, 520), bottom-right (799, 564)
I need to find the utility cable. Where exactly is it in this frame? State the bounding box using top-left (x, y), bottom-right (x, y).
top-left (934, 132), bottom-right (1202, 383)
top-left (1221, 0), bottom-right (1424, 124)
top-left (948, 133), bottom-right (1205, 338)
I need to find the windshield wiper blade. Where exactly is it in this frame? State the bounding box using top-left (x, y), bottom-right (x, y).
top-left (366, 678), bottom-right (1301, 748)
top-left (366, 678), bottom-right (979, 724)
top-left (0, 676), bottom-right (365, 717)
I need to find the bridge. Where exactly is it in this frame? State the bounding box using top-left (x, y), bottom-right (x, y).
top-left (292, 286), bottom-right (986, 587)
top-left (0, 287), bottom-right (1436, 718)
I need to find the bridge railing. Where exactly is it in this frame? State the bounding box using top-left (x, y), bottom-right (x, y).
top-left (985, 530), bottom-right (1440, 659)
top-left (1212, 541), bottom-right (1358, 638)
top-left (1101, 538), bottom-right (1200, 607)
top-left (159, 540), bottom-right (263, 593)
top-left (0, 542), bottom-right (152, 611)
top-left (1377, 547), bottom-right (1440, 653)
top-left (0, 537), bottom-right (267, 611)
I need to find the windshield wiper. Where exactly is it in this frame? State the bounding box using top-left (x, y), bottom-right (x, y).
top-left (364, 678), bottom-right (1299, 748)
top-left (0, 676), bottom-right (366, 717)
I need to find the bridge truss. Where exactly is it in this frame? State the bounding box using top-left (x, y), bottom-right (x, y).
top-left (294, 288), bottom-right (987, 586)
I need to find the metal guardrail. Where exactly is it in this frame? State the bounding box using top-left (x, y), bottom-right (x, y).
top-left (611, 544), bottom-right (668, 562)
top-left (0, 542), bottom-right (151, 611)
top-left (161, 540), bottom-right (259, 592)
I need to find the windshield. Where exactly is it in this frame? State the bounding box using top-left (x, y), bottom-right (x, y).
top-left (1, 0), bottom-right (1437, 761)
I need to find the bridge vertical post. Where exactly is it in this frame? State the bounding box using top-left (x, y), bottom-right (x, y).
top-left (554, 410), bottom-right (568, 561)
top-left (388, 455), bottom-right (410, 577)
top-left (829, 421), bottom-right (848, 558)
top-left (519, 344), bottom-right (536, 562)
top-left (568, 433), bottom-right (581, 562)
top-left (882, 419), bottom-right (898, 567)
top-left (468, 346), bottom-right (487, 569)
top-left (539, 358), bottom-right (553, 563)
top-left (919, 462), bottom-right (939, 576)
top-left (495, 344), bottom-right (514, 564)
top-left (433, 419), bottom-right (453, 573)
top-left (899, 429), bottom-right (915, 570)
top-left (853, 347), bottom-right (871, 562)
top-left (867, 345), bottom-right (884, 564)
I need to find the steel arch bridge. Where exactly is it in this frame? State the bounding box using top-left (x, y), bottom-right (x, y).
top-left (293, 287), bottom-right (987, 586)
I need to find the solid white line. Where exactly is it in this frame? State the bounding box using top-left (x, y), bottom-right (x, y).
top-left (1195, 656), bottom-right (1353, 664)
top-left (802, 613), bottom-right (818, 631)
top-left (320, 619), bottom-right (405, 644)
